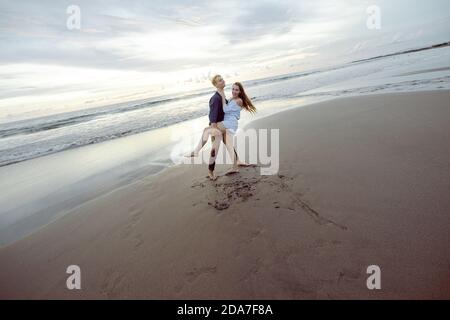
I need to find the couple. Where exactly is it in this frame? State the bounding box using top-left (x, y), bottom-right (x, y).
top-left (187, 74), bottom-right (256, 180)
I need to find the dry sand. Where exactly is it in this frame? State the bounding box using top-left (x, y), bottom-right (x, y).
top-left (1, 90), bottom-right (449, 299)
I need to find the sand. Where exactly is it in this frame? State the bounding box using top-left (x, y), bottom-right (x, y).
top-left (1, 90), bottom-right (449, 299)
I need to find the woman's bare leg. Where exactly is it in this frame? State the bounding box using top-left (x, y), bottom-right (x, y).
top-left (186, 127), bottom-right (219, 157)
top-left (221, 130), bottom-right (254, 167)
top-left (223, 129), bottom-right (239, 174)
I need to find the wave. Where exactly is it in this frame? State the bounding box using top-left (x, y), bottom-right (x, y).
top-left (0, 88), bottom-right (214, 139)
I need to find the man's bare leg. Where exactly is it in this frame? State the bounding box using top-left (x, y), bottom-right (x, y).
top-left (208, 131), bottom-right (222, 180)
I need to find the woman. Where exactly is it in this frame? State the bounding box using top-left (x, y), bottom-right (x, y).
top-left (188, 82), bottom-right (256, 177)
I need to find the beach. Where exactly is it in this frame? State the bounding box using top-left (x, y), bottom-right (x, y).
top-left (1, 89), bottom-right (449, 299)
top-left (2, 43), bottom-right (450, 247)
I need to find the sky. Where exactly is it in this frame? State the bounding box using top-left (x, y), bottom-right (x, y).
top-left (0, 0), bottom-right (449, 121)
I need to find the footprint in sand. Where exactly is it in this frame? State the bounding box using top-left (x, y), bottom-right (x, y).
top-left (191, 168), bottom-right (348, 231)
top-left (100, 271), bottom-right (126, 298)
top-left (337, 268), bottom-right (361, 285)
top-left (121, 207), bottom-right (146, 250)
top-left (198, 167), bottom-right (261, 211)
top-left (184, 266), bottom-right (218, 283)
top-left (133, 234), bottom-right (144, 249)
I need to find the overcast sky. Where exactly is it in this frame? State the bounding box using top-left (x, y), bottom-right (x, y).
top-left (0, 0), bottom-right (449, 120)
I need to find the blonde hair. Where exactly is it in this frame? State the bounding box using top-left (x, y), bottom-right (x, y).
top-left (211, 74), bottom-right (222, 86)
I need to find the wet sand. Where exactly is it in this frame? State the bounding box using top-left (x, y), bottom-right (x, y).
top-left (1, 90), bottom-right (449, 299)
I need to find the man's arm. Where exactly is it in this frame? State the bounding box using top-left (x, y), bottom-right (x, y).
top-left (209, 95), bottom-right (221, 127)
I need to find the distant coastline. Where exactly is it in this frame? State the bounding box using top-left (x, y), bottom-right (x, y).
top-left (351, 41), bottom-right (450, 63)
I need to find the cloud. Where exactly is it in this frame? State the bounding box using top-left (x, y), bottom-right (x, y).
top-left (0, 0), bottom-right (317, 71)
top-left (220, 0), bottom-right (307, 43)
top-left (1, 0), bottom-right (449, 116)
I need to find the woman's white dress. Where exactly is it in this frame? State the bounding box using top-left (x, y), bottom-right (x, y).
top-left (222, 99), bottom-right (241, 134)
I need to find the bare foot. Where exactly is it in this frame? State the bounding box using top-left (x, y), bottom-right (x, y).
top-left (207, 171), bottom-right (217, 181)
top-left (184, 151), bottom-right (198, 158)
top-left (225, 168), bottom-right (239, 175)
top-left (237, 161), bottom-right (256, 167)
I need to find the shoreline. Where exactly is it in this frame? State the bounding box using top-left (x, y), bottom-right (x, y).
top-left (0, 88), bottom-right (427, 247)
top-left (0, 93), bottom-right (325, 246)
top-left (0, 90), bottom-right (449, 299)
